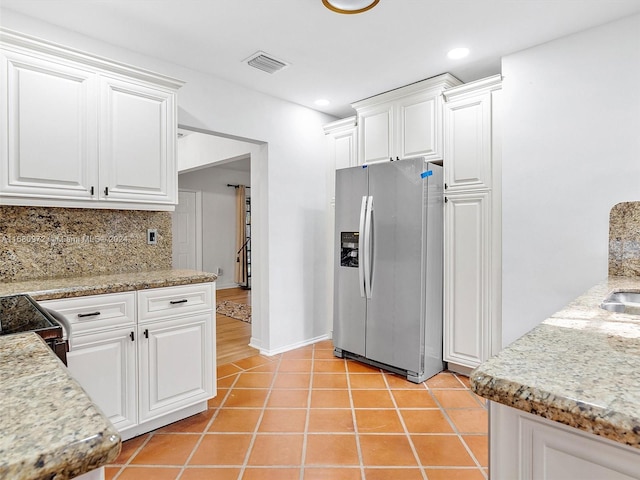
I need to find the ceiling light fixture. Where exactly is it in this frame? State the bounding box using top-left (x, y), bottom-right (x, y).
top-left (447, 47), bottom-right (470, 60)
top-left (322, 0), bottom-right (380, 14)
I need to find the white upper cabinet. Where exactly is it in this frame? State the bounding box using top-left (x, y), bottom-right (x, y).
top-left (352, 73), bottom-right (462, 165)
top-left (0, 29), bottom-right (183, 210)
top-left (99, 75), bottom-right (175, 204)
top-left (0, 48), bottom-right (98, 200)
top-left (357, 103), bottom-right (393, 164)
top-left (324, 116), bottom-right (358, 170)
top-left (444, 75), bottom-right (501, 192)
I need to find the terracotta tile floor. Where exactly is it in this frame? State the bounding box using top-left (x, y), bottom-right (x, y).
top-left (106, 340), bottom-right (488, 480)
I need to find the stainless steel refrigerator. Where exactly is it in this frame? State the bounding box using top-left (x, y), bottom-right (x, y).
top-left (333, 157), bottom-right (443, 383)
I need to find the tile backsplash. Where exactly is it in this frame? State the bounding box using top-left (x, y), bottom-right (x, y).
top-left (609, 201), bottom-right (640, 276)
top-left (0, 206), bottom-right (172, 282)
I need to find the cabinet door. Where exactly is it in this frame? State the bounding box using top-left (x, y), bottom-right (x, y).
top-left (333, 128), bottom-right (358, 169)
top-left (358, 104), bottom-right (393, 165)
top-left (138, 313), bottom-right (214, 422)
top-left (443, 92), bottom-right (492, 191)
top-left (68, 327), bottom-right (137, 431)
top-left (444, 192), bottom-right (491, 368)
top-left (0, 49), bottom-right (97, 200)
top-left (396, 91), bottom-right (441, 161)
top-left (491, 402), bottom-right (640, 480)
top-left (99, 75), bottom-right (176, 205)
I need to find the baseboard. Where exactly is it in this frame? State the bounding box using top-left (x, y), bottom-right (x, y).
top-left (445, 362), bottom-right (474, 376)
top-left (216, 283), bottom-right (242, 290)
top-left (255, 333), bottom-right (331, 357)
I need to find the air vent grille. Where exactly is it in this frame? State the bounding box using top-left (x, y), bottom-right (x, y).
top-left (245, 51), bottom-right (289, 74)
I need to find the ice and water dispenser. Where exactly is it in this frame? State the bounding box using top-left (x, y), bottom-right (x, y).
top-left (340, 232), bottom-right (359, 268)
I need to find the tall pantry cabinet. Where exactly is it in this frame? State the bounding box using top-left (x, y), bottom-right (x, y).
top-left (443, 75), bottom-right (502, 371)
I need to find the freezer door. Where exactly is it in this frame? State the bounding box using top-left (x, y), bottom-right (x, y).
top-left (365, 158), bottom-right (427, 372)
top-left (333, 166), bottom-right (368, 356)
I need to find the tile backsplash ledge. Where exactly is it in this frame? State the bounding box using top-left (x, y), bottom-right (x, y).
top-left (0, 206), bottom-right (172, 282)
top-left (609, 201), bottom-right (640, 277)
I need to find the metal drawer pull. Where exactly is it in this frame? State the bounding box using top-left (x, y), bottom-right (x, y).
top-left (169, 299), bottom-right (188, 305)
top-left (144, 329), bottom-right (149, 338)
top-left (77, 311), bottom-right (101, 318)
top-left (130, 332), bottom-right (135, 341)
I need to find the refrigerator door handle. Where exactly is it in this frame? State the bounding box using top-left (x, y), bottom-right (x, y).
top-left (358, 196), bottom-right (368, 298)
top-left (364, 195), bottom-right (374, 299)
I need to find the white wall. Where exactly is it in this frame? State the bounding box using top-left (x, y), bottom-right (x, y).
top-left (1, 10), bottom-right (337, 354)
top-left (177, 132), bottom-right (255, 173)
top-left (502, 14), bottom-right (640, 347)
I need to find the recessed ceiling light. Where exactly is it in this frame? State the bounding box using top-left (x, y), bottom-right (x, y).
top-left (315, 99), bottom-right (331, 107)
top-left (447, 47), bottom-right (470, 60)
top-left (322, 0), bottom-right (379, 14)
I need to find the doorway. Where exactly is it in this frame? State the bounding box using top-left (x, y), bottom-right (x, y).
top-left (172, 127), bottom-right (263, 363)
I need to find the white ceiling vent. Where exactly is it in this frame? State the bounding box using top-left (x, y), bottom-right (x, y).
top-left (244, 51), bottom-right (289, 74)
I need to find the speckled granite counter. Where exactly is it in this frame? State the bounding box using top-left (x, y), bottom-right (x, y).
top-left (0, 333), bottom-right (121, 479)
top-left (471, 276), bottom-right (640, 449)
top-left (0, 269), bottom-right (217, 300)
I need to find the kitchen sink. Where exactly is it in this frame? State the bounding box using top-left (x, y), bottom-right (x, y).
top-left (600, 291), bottom-right (640, 314)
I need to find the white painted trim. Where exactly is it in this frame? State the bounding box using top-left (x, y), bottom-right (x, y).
top-left (0, 27), bottom-right (184, 89)
top-left (256, 334), bottom-right (331, 357)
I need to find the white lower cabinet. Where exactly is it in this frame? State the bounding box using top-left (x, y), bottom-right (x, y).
top-left (41, 283), bottom-right (215, 440)
top-left (138, 313), bottom-right (213, 422)
top-left (443, 192), bottom-right (492, 368)
top-left (490, 402), bottom-right (640, 480)
top-left (68, 327), bottom-right (137, 431)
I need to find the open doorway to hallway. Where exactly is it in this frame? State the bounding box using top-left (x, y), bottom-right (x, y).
top-left (171, 127), bottom-right (261, 364)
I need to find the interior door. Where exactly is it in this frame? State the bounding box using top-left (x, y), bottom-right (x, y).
top-left (172, 190), bottom-right (201, 270)
top-left (365, 158), bottom-right (426, 372)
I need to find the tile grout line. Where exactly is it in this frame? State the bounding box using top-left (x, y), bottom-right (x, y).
top-left (109, 432), bottom-right (154, 479)
top-left (298, 346), bottom-right (315, 480)
top-left (344, 360), bottom-right (367, 480)
top-left (382, 373), bottom-right (430, 480)
top-left (174, 362), bottom-right (243, 479)
top-left (426, 374), bottom-right (488, 478)
top-left (237, 353), bottom-right (284, 479)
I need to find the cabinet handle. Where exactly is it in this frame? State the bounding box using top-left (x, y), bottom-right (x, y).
top-left (130, 331), bottom-right (135, 341)
top-left (444, 196), bottom-right (449, 203)
top-left (144, 329), bottom-right (149, 339)
top-left (444, 183), bottom-right (448, 190)
top-left (90, 186), bottom-right (94, 195)
top-left (104, 187), bottom-right (109, 196)
top-left (170, 299), bottom-right (188, 305)
top-left (77, 311), bottom-right (101, 318)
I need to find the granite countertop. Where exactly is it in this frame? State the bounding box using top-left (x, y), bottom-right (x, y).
top-left (471, 276), bottom-right (640, 449)
top-left (0, 333), bottom-right (121, 479)
top-left (0, 269), bottom-right (217, 301)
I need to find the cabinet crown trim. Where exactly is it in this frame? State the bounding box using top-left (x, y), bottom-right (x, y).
top-left (0, 28), bottom-right (185, 90)
top-left (443, 74), bottom-right (502, 101)
top-left (351, 72), bottom-right (462, 110)
top-left (323, 116), bottom-right (357, 134)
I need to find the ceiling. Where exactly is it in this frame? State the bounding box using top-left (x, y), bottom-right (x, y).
top-left (2, 0), bottom-right (640, 118)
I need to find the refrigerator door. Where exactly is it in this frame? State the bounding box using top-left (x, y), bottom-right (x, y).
top-left (334, 166), bottom-right (368, 357)
top-left (365, 158), bottom-right (428, 373)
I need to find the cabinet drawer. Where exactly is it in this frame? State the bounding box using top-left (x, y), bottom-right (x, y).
top-left (40, 292), bottom-right (136, 335)
top-left (138, 284), bottom-right (214, 323)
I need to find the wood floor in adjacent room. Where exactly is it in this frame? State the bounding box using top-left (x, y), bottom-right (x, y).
top-left (216, 287), bottom-right (258, 365)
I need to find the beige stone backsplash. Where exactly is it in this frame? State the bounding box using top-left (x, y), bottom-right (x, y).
top-left (609, 201), bottom-right (640, 277)
top-left (0, 206), bottom-right (172, 282)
